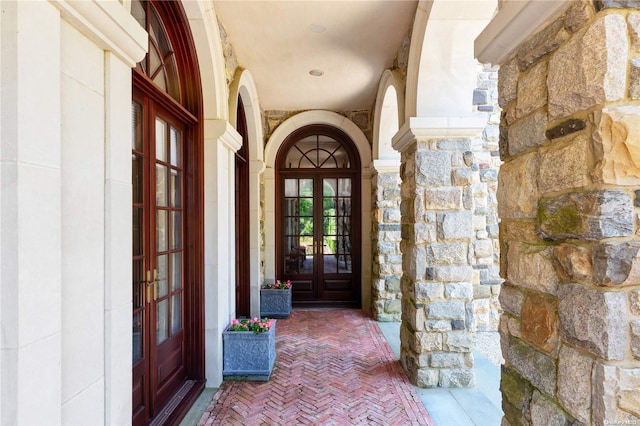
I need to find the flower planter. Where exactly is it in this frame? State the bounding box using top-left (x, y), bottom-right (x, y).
top-left (260, 288), bottom-right (292, 318)
top-left (222, 320), bottom-right (276, 381)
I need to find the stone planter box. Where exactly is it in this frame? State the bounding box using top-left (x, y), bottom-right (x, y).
top-left (222, 320), bottom-right (276, 381)
top-left (260, 288), bottom-right (292, 318)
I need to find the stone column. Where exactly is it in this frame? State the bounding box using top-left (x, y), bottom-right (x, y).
top-left (371, 161), bottom-right (403, 321)
top-left (494, 3), bottom-right (640, 424)
top-left (394, 120), bottom-right (485, 388)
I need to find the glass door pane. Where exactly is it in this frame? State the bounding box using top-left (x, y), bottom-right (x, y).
top-left (132, 101), bottom-right (145, 364)
top-left (323, 178), bottom-right (352, 274)
top-left (154, 118), bottom-right (184, 346)
top-left (283, 178), bottom-right (314, 275)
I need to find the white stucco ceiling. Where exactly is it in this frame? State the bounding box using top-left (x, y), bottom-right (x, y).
top-left (213, 0), bottom-right (418, 111)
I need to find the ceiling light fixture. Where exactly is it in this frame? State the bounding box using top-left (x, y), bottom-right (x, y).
top-left (309, 69), bottom-right (324, 77)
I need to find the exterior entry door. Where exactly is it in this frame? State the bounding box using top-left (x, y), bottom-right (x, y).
top-left (131, 1), bottom-right (205, 424)
top-left (132, 98), bottom-right (187, 424)
top-left (277, 125), bottom-right (361, 307)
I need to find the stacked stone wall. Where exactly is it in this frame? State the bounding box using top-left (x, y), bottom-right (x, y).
top-left (372, 171), bottom-right (403, 321)
top-left (398, 137), bottom-right (478, 388)
top-left (471, 64), bottom-right (503, 337)
top-left (498, 1), bottom-right (640, 424)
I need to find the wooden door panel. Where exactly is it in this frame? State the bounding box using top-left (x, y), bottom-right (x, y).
top-left (323, 279), bottom-right (351, 291)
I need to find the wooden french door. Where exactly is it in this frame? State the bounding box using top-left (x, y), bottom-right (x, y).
top-left (277, 126), bottom-right (361, 307)
top-left (131, 1), bottom-right (205, 424)
top-left (235, 97), bottom-right (250, 317)
top-left (132, 95), bottom-right (189, 424)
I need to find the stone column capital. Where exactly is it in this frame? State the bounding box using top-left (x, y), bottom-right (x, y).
top-left (206, 119), bottom-right (243, 153)
top-left (372, 159), bottom-right (401, 174)
top-left (51, 0), bottom-right (148, 66)
top-left (475, 0), bottom-right (570, 65)
top-left (391, 116), bottom-right (486, 153)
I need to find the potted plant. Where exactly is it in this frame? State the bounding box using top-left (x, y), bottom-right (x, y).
top-left (222, 317), bottom-right (276, 381)
top-left (260, 279), bottom-right (292, 318)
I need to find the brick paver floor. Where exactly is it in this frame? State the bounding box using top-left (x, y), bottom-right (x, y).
top-left (197, 309), bottom-right (435, 425)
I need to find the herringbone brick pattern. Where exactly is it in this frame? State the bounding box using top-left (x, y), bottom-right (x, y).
top-left (197, 309), bottom-right (434, 425)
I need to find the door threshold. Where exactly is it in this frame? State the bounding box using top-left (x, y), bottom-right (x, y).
top-left (149, 379), bottom-right (205, 426)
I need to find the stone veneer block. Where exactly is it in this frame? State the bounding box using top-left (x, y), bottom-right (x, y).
top-left (426, 242), bottom-right (467, 266)
top-left (507, 110), bottom-right (548, 157)
top-left (558, 284), bottom-right (627, 360)
top-left (443, 331), bottom-right (473, 352)
top-left (499, 284), bottom-right (524, 316)
top-left (506, 244), bottom-right (559, 295)
top-left (530, 391), bottom-right (571, 426)
top-left (416, 151), bottom-right (451, 186)
top-left (416, 282), bottom-right (444, 302)
top-left (501, 366), bottom-right (534, 416)
top-left (521, 293), bottom-right (558, 354)
top-left (438, 369), bottom-right (474, 387)
top-left (436, 211), bottom-right (472, 240)
top-left (631, 289), bottom-right (640, 315)
top-left (629, 13), bottom-right (640, 52)
top-left (552, 243), bottom-right (592, 283)
top-left (593, 363), bottom-right (640, 424)
top-left (424, 188), bottom-right (462, 210)
top-left (517, 18), bottom-right (568, 71)
top-left (593, 106), bottom-right (640, 185)
top-left (629, 58), bottom-right (640, 98)
top-left (538, 190), bottom-right (634, 241)
top-left (538, 134), bottom-right (591, 194)
top-left (598, 0), bottom-right (640, 10)
top-left (507, 337), bottom-right (557, 397)
top-left (516, 61), bottom-right (548, 119)
top-left (593, 241), bottom-right (640, 286)
top-left (557, 345), bottom-right (593, 423)
top-left (497, 152), bottom-right (540, 219)
top-left (618, 368), bottom-right (640, 419)
top-left (565, 0), bottom-right (596, 33)
top-left (631, 320), bottom-right (640, 359)
top-left (434, 265), bottom-right (473, 283)
top-left (548, 14), bottom-right (628, 121)
top-left (426, 301), bottom-right (465, 320)
top-left (498, 58), bottom-right (518, 107)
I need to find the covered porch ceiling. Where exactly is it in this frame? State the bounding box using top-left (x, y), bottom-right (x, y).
top-left (213, 0), bottom-right (419, 111)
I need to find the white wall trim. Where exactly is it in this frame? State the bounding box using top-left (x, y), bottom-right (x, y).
top-left (475, 0), bottom-right (570, 65)
top-left (228, 68), bottom-right (265, 317)
top-left (50, 0), bottom-right (147, 66)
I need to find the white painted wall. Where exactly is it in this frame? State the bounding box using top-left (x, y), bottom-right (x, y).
top-left (204, 120), bottom-right (242, 387)
top-left (60, 19), bottom-right (106, 423)
top-left (0, 1), bottom-right (145, 424)
top-left (1, 2), bottom-right (62, 423)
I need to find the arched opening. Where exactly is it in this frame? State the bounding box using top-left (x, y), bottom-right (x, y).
top-left (130, 1), bottom-right (204, 424)
top-left (275, 125), bottom-right (361, 307)
top-left (235, 96), bottom-right (250, 317)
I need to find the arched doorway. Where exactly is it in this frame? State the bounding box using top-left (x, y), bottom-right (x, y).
top-left (276, 125), bottom-right (361, 307)
top-left (235, 96), bottom-right (250, 317)
top-left (131, 1), bottom-right (204, 424)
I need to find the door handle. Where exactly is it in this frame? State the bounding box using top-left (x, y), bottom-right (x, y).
top-left (146, 270), bottom-right (153, 304)
top-left (153, 269), bottom-right (158, 301)
top-left (145, 269), bottom-right (159, 304)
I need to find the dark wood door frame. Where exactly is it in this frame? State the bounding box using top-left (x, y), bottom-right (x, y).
top-left (131, 1), bottom-right (205, 424)
top-left (235, 96), bottom-right (250, 318)
top-left (275, 125), bottom-right (361, 308)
